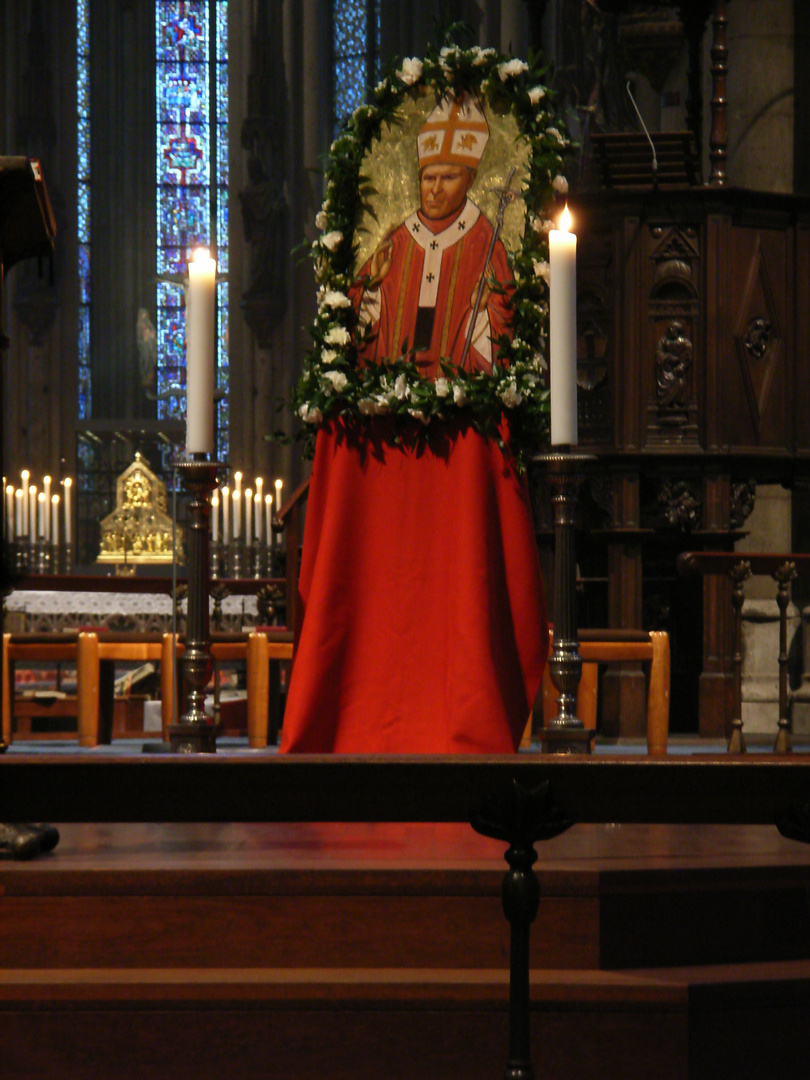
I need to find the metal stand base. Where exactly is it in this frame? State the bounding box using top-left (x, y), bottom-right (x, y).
top-left (533, 450), bottom-right (596, 755)
top-left (167, 721), bottom-right (218, 754)
top-left (170, 457), bottom-right (221, 755)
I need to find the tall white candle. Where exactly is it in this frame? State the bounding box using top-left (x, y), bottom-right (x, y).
top-left (63, 477), bottom-right (72, 544)
top-left (211, 493), bottom-right (219, 543)
top-left (254, 478), bottom-right (263, 542)
top-left (51, 494), bottom-right (60, 547)
top-left (274, 478), bottom-right (283, 513)
top-left (185, 247), bottom-right (217, 453)
top-left (221, 485), bottom-right (230, 545)
top-left (15, 489), bottom-right (23, 539)
top-left (42, 476), bottom-right (51, 540)
top-left (20, 470), bottom-right (29, 516)
top-left (233, 488), bottom-right (241, 540)
top-left (28, 484), bottom-right (37, 540)
top-left (244, 488), bottom-right (253, 545)
top-left (265, 493), bottom-right (272, 546)
top-left (37, 491), bottom-right (46, 539)
top-left (549, 204), bottom-right (578, 446)
top-left (5, 485), bottom-right (13, 542)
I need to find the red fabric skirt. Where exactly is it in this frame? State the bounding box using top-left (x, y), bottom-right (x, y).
top-left (279, 420), bottom-right (548, 754)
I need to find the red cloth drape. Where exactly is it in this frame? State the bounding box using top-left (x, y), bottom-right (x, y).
top-left (279, 420), bottom-right (548, 754)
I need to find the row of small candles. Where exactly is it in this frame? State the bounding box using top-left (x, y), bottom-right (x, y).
top-left (210, 473), bottom-right (284, 547)
top-left (3, 472), bottom-right (73, 545)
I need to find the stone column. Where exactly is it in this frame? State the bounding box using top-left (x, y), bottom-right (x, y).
top-left (724, 0), bottom-right (794, 192)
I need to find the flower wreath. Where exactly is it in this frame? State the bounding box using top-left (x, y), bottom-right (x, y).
top-left (292, 38), bottom-right (571, 471)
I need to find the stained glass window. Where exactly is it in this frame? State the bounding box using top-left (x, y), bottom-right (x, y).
top-left (333, 0), bottom-right (380, 135)
top-left (156, 0), bottom-right (229, 457)
top-left (76, 0), bottom-right (91, 420)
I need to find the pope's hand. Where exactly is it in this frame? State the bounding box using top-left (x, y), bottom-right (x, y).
top-left (368, 236), bottom-right (394, 288)
top-left (471, 263), bottom-right (494, 311)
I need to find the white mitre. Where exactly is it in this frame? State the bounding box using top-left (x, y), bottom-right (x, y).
top-left (417, 92), bottom-right (489, 170)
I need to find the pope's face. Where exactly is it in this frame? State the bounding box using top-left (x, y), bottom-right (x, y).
top-left (419, 164), bottom-right (475, 220)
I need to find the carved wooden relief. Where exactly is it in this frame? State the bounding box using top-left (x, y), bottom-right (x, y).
top-left (651, 477), bottom-right (702, 532)
top-left (731, 231), bottom-right (784, 443)
top-left (729, 477), bottom-right (757, 530)
top-left (646, 224), bottom-right (700, 446)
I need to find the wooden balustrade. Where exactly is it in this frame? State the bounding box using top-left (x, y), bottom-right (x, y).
top-left (678, 553), bottom-right (810, 753)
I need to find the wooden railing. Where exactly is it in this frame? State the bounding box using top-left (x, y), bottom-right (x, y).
top-left (678, 552), bottom-right (810, 753)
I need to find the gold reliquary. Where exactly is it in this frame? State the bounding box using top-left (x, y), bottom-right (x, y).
top-left (97, 453), bottom-right (184, 566)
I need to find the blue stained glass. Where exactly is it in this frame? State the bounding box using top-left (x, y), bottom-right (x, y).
top-left (156, 0), bottom-right (227, 441)
top-left (332, 1), bottom-right (380, 136)
top-left (77, 0), bottom-right (91, 417)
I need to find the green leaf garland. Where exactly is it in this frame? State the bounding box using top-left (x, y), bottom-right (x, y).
top-left (291, 37), bottom-right (571, 472)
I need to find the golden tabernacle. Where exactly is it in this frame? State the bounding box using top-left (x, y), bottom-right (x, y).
top-left (97, 453), bottom-right (183, 566)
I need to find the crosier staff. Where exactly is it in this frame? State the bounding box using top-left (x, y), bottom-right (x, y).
top-left (459, 165), bottom-right (518, 371)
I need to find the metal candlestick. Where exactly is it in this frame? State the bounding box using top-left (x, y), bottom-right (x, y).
top-left (210, 539), bottom-right (222, 579)
top-left (169, 456), bottom-right (221, 753)
top-left (534, 449), bottom-right (595, 753)
top-left (229, 539), bottom-right (244, 579)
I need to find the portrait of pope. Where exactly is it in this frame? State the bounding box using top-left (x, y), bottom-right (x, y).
top-left (351, 91), bottom-right (515, 381)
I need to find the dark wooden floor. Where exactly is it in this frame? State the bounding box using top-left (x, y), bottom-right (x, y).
top-left (3, 820), bottom-right (810, 1078)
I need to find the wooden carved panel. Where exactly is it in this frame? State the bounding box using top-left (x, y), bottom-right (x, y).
top-left (726, 228), bottom-right (788, 447)
top-left (645, 223), bottom-right (700, 447)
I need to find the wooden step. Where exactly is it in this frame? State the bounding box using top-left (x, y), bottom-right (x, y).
top-left (3, 822), bottom-right (810, 972)
top-left (2, 962), bottom-right (809, 1080)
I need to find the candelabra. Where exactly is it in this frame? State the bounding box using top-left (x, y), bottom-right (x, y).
top-left (169, 456), bottom-right (221, 753)
top-left (534, 449), bottom-right (595, 753)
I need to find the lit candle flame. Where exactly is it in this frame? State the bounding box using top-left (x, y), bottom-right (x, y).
top-left (558, 203), bottom-right (572, 233)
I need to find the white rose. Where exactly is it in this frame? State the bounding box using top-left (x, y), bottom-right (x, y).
top-left (374, 394), bottom-right (391, 414)
top-left (439, 46), bottom-right (458, 73)
top-left (472, 46), bottom-right (495, 66)
top-left (321, 289), bottom-right (351, 309)
top-left (320, 348), bottom-right (338, 364)
top-left (315, 210), bottom-right (328, 230)
top-left (321, 230), bottom-right (343, 252)
top-left (325, 326), bottom-right (351, 346)
top-left (299, 403), bottom-right (323, 425)
top-left (358, 398), bottom-right (378, 415)
top-left (453, 384), bottom-right (468, 407)
top-left (531, 217), bottom-right (555, 235)
top-left (498, 58), bottom-right (529, 82)
top-left (500, 382), bottom-right (522, 408)
top-left (546, 127), bottom-right (565, 145)
top-left (528, 85), bottom-right (546, 105)
top-left (408, 408), bottom-right (429, 425)
top-left (397, 57), bottom-right (423, 85)
top-left (434, 377), bottom-right (450, 398)
top-left (532, 258), bottom-right (551, 285)
top-left (552, 174), bottom-right (569, 194)
top-left (393, 373), bottom-right (410, 401)
top-left (323, 370), bottom-right (348, 393)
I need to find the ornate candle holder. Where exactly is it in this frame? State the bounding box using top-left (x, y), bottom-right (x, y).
top-left (229, 538), bottom-right (244, 579)
top-left (250, 544), bottom-right (263, 578)
top-left (209, 539), bottom-right (222, 579)
top-left (169, 456), bottom-right (221, 753)
top-left (35, 537), bottom-right (49, 575)
top-left (534, 449), bottom-right (596, 754)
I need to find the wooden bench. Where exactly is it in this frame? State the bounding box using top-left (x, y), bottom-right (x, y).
top-left (2, 633), bottom-right (82, 744)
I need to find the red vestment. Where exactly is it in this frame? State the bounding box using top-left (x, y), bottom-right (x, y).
top-left (353, 199), bottom-right (513, 379)
top-left (279, 420), bottom-right (548, 754)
